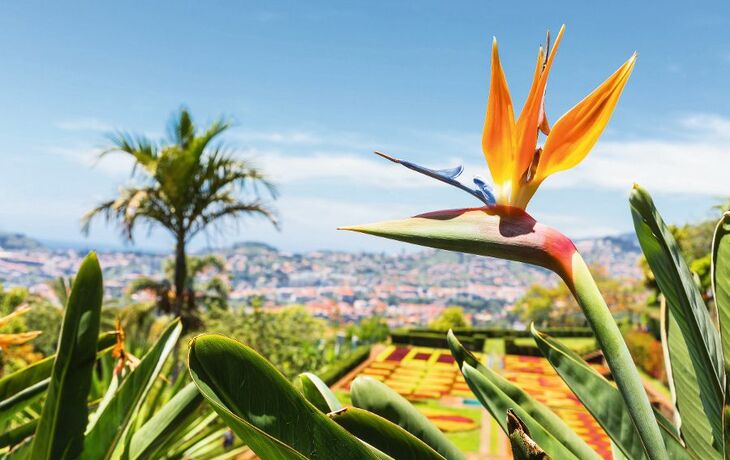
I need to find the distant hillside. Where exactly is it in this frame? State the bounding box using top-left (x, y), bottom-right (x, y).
top-left (0, 232), bottom-right (44, 250)
top-left (229, 241), bottom-right (279, 254)
top-left (575, 233), bottom-right (642, 279)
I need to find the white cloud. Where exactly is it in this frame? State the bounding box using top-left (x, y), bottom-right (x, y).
top-left (49, 146), bottom-right (135, 178)
top-left (678, 113), bottom-right (730, 140)
top-left (194, 196), bottom-right (419, 252)
top-left (233, 130), bottom-right (323, 145)
top-left (50, 113), bottom-right (730, 199)
top-left (56, 118), bottom-right (114, 133)
top-left (545, 138), bottom-right (729, 196)
top-left (254, 149), bottom-right (479, 189)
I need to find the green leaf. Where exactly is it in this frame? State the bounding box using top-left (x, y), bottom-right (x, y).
top-left (1, 436), bottom-right (33, 460)
top-left (0, 335), bottom-right (116, 429)
top-left (0, 358), bottom-right (52, 404)
top-left (128, 382), bottom-right (203, 460)
top-left (712, 213), bottom-right (730, 371)
top-left (187, 333), bottom-right (375, 459)
top-left (506, 410), bottom-right (550, 460)
top-left (0, 378), bottom-right (48, 427)
top-left (296, 372), bottom-right (343, 413)
top-left (631, 185), bottom-right (724, 454)
top-left (664, 300), bottom-right (721, 459)
top-left (349, 375), bottom-right (465, 460)
top-left (160, 412), bottom-right (222, 458)
top-left (329, 406), bottom-right (445, 460)
top-left (0, 419), bottom-right (38, 450)
top-left (530, 325), bottom-right (690, 460)
top-left (447, 331), bottom-right (599, 460)
top-left (30, 252), bottom-right (104, 460)
top-left (0, 334), bottom-right (114, 436)
top-left (460, 362), bottom-right (582, 460)
top-left (81, 318), bottom-right (182, 460)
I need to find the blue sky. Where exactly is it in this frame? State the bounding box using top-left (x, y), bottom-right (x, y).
top-left (0, 1), bottom-right (729, 253)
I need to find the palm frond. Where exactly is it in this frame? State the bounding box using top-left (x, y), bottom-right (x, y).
top-left (190, 200), bottom-right (279, 237)
top-left (126, 277), bottom-right (167, 296)
top-left (189, 255), bottom-right (226, 275)
top-left (102, 131), bottom-right (159, 177)
top-left (81, 186), bottom-right (176, 241)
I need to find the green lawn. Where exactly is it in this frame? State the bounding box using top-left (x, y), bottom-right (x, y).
top-left (512, 337), bottom-right (597, 354)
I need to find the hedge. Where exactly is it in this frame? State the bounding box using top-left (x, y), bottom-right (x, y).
top-left (318, 346), bottom-right (372, 385)
top-left (390, 332), bottom-right (482, 351)
top-left (394, 327), bottom-right (593, 338)
top-left (504, 337), bottom-right (598, 357)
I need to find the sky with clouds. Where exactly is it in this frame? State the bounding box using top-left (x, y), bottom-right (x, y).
top-left (0, 1), bottom-right (729, 253)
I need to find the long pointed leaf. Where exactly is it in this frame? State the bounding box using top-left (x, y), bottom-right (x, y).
top-left (631, 186), bottom-right (724, 453)
top-left (330, 407), bottom-right (446, 460)
top-left (350, 376), bottom-right (466, 460)
top-left (297, 372), bottom-right (343, 413)
top-left (0, 331), bottom-right (116, 404)
top-left (81, 318), bottom-right (182, 460)
top-left (665, 303), bottom-right (721, 458)
top-left (447, 331), bottom-right (600, 460)
top-left (30, 252), bottom-right (103, 460)
top-left (0, 378), bottom-right (49, 427)
top-left (530, 326), bottom-right (689, 459)
top-left (712, 213), bottom-right (730, 371)
top-left (187, 333), bottom-right (375, 459)
top-left (461, 362), bottom-right (582, 460)
top-left (0, 419), bottom-right (38, 450)
top-left (128, 382), bottom-right (203, 460)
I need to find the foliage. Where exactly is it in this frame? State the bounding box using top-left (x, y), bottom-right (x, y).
top-left (202, 304), bottom-right (329, 379)
top-left (429, 307), bottom-right (469, 331)
top-left (347, 316), bottom-right (390, 344)
top-left (316, 346), bottom-right (371, 385)
top-left (175, 186), bottom-right (730, 460)
top-left (514, 265), bottom-right (646, 328)
top-left (82, 108), bottom-right (278, 329)
top-left (623, 330), bottom-right (665, 381)
top-left (21, 304), bottom-right (62, 357)
top-left (1, 254), bottom-right (238, 459)
top-left (640, 200), bottom-right (729, 305)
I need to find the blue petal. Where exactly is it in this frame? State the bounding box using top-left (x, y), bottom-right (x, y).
top-left (436, 165), bottom-right (464, 180)
top-left (473, 177), bottom-right (497, 206)
top-left (374, 151), bottom-right (493, 206)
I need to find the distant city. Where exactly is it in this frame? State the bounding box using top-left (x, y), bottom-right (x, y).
top-left (0, 231), bottom-right (642, 328)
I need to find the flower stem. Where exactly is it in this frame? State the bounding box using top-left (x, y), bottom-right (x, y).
top-left (564, 252), bottom-right (668, 460)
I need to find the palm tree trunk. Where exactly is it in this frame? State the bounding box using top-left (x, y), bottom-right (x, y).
top-left (173, 234), bottom-right (187, 320)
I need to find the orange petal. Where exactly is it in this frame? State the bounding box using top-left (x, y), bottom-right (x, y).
top-left (0, 305), bottom-right (31, 328)
top-left (513, 26), bottom-right (565, 193)
top-left (0, 331), bottom-right (41, 347)
top-left (538, 53), bottom-right (637, 178)
top-left (482, 37), bottom-right (515, 195)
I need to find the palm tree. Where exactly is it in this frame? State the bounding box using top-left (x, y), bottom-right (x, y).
top-left (127, 254), bottom-right (229, 326)
top-left (83, 109), bottom-right (277, 327)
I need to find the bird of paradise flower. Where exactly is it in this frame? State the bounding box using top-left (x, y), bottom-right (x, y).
top-left (341, 26), bottom-right (669, 460)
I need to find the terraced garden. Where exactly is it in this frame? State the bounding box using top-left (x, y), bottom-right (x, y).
top-left (334, 344), bottom-right (613, 459)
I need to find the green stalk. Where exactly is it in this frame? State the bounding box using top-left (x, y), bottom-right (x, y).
top-left (564, 252), bottom-right (668, 460)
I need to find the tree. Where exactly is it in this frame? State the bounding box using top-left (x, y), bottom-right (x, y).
top-left (347, 316), bottom-right (389, 344)
top-left (203, 304), bottom-right (328, 379)
top-left (429, 306), bottom-right (469, 331)
top-left (514, 266), bottom-right (646, 328)
top-left (82, 109), bottom-right (277, 328)
top-left (127, 254), bottom-right (229, 327)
